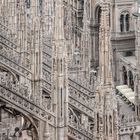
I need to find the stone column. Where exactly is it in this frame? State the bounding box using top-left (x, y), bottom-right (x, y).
top-left (52, 0), bottom-right (69, 139)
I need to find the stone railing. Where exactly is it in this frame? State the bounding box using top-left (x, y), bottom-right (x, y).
top-left (68, 117), bottom-right (93, 134)
top-left (0, 32), bottom-right (17, 49)
top-left (119, 55), bottom-right (136, 70)
top-left (69, 78), bottom-right (94, 96)
top-left (0, 21), bottom-right (32, 71)
top-left (0, 40), bottom-right (20, 63)
top-left (68, 86), bottom-right (94, 117)
top-left (0, 53), bottom-right (31, 79)
top-left (118, 116), bottom-right (140, 136)
top-left (0, 22), bottom-right (17, 45)
top-left (42, 69), bottom-right (51, 83)
top-left (111, 31), bottom-right (135, 40)
top-left (68, 119), bottom-right (93, 140)
top-left (43, 44), bottom-right (52, 57)
top-left (68, 97), bottom-right (94, 118)
top-left (119, 116), bottom-right (140, 127)
top-left (0, 74), bottom-right (30, 98)
top-left (43, 52), bottom-right (52, 67)
top-left (69, 87), bottom-right (93, 107)
top-left (0, 74), bottom-right (56, 126)
top-left (0, 35), bottom-right (31, 77)
top-left (42, 80), bottom-right (51, 92)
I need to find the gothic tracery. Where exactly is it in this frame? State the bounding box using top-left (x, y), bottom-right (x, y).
top-left (0, 0), bottom-right (140, 140)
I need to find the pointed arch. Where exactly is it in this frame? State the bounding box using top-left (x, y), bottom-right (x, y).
top-left (93, 5), bottom-right (102, 69)
top-left (95, 5), bottom-right (101, 25)
top-left (0, 64), bottom-right (19, 82)
top-left (0, 103), bottom-right (39, 140)
top-left (68, 107), bottom-right (79, 123)
top-left (126, 14), bottom-right (129, 31)
top-left (120, 11), bottom-right (130, 32)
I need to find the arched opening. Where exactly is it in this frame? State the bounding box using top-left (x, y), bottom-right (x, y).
top-left (128, 71), bottom-right (134, 91)
top-left (120, 14), bottom-right (124, 32)
top-left (0, 66), bottom-right (38, 139)
top-left (94, 6), bottom-right (101, 69)
top-left (109, 115), bottom-right (112, 135)
top-left (122, 66), bottom-right (127, 85)
top-left (0, 65), bottom-right (19, 84)
top-left (95, 6), bottom-right (101, 24)
top-left (126, 14), bottom-right (129, 31)
top-left (0, 101), bottom-right (39, 140)
top-left (106, 115), bottom-right (108, 136)
top-left (68, 107), bottom-right (81, 129)
top-left (97, 113), bottom-right (99, 133)
top-left (120, 12), bottom-right (130, 32)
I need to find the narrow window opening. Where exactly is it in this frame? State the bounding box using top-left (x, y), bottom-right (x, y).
top-left (128, 71), bottom-right (134, 91)
top-left (120, 14), bottom-right (124, 32)
top-left (17, 0), bottom-right (20, 7)
top-left (122, 66), bottom-right (127, 85)
top-left (39, 0), bottom-right (43, 15)
top-left (94, 6), bottom-right (101, 69)
top-left (120, 12), bottom-right (130, 32)
top-left (61, 88), bottom-right (63, 117)
top-left (106, 115), bottom-right (108, 136)
top-left (60, 59), bottom-right (62, 72)
top-left (109, 115), bottom-right (112, 135)
top-left (0, 107), bottom-right (1, 122)
top-left (126, 14), bottom-right (129, 31)
top-left (36, 52), bottom-right (39, 74)
top-left (97, 113), bottom-right (99, 133)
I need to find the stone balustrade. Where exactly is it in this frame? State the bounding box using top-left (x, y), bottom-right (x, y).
top-left (43, 52), bottom-right (52, 67)
top-left (119, 116), bottom-right (140, 127)
top-left (0, 41), bottom-right (20, 64)
top-left (68, 118), bottom-right (94, 140)
top-left (0, 35), bottom-right (31, 78)
top-left (0, 22), bottom-right (17, 45)
top-left (69, 86), bottom-right (94, 109)
top-left (111, 31), bottom-right (135, 40)
top-left (42, 69), bottom-right (51, 83)
top-left (0, 74), bottom-right (31, 101)
top-left (0, 74), bottom-right (56, 126)
top-left (69, 117), bottom-right (93, 134)
top-left (69, 78), bottom-right (94, 96)
top-left (43, 45), bottom-right (52, 57)
top-left (0, 21), bottom-right (32, 72)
